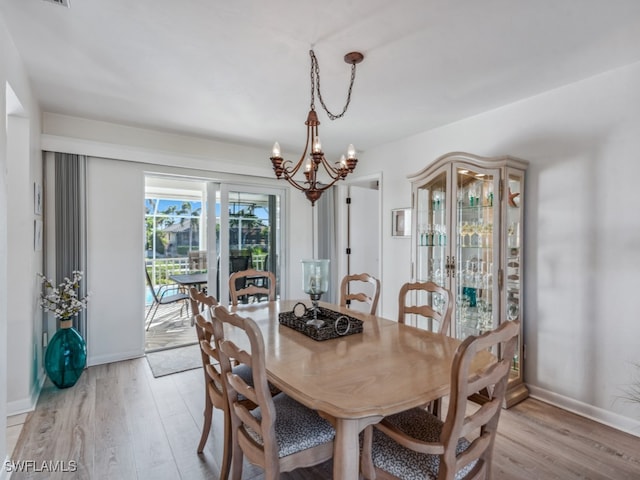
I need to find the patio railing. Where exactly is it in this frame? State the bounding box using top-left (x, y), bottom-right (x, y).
top-left (146, 257), bottom-right (191, 285)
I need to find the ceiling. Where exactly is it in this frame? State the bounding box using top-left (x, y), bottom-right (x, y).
top-left (2, 1), bottom-right (640, 159)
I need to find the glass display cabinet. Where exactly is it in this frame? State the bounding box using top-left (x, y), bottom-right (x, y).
top-left (408, 152), bottom-right (528, 407)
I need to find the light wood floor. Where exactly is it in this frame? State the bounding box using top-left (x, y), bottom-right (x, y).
top-left (9, 357), bottom-right (640, 479)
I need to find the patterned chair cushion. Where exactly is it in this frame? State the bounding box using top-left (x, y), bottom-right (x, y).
top-left (246, 392), bottom-right (335, 458)
top-left (371, 407), bottom-right (476, 480)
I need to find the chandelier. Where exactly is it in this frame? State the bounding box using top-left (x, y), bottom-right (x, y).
top-left (270, 49), bottom-right (364, 205)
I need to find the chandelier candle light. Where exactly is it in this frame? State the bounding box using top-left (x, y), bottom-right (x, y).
top-left (270, 49), bottom-right (364, 205)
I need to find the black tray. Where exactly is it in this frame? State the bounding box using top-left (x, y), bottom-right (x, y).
top-left (278, 305), bottom-right (363, 341)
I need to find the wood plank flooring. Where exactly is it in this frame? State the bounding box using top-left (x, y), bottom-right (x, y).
top-left (9, 357), bottom-right (640, 479)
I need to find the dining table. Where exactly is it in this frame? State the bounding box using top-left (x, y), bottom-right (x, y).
top-left (215, 299), bottom-right (493, 480)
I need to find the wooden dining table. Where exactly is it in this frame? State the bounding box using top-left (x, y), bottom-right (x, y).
top-left (218, 299), bottom-right (492, 480)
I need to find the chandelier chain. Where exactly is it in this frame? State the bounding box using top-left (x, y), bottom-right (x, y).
top-left (309, 50), bottom-right (357, 121)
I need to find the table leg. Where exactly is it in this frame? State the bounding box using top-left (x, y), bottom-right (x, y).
top-left (333, 416), bottom-right (382, 480)
top-left (333, 418), bottom-right (361, 480)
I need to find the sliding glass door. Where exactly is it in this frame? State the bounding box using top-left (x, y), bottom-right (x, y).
top-left (144, 176), bottom-right (285, 351)
top-left (216, 183), bottom-right (283, 303)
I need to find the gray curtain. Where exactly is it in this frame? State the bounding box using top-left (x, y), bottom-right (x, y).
top-left (316, 187), bottom-right (339, 303)
top-left (54, 153), bottom-right (88, 338)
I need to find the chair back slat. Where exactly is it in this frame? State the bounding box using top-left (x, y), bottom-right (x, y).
top-left (189, 287), bottom-right (218, 316)
top-left (339, 273), bottom-right (380, 315)
top-left (229, 269), bottom-right (276, 306)
top-left (398, 281), bottom-right (453, 335)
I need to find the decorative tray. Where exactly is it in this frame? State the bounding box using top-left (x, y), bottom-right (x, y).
top-left (278, 305), bottom-right (363, 341)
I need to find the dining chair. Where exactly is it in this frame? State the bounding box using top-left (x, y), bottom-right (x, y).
top-left (144, 267), bottom-right (190, 331)
top-left (189, 287), bottom-right (217, 315)
top-left (361, 320), bottom-right (520, 480)
top-left (192, 310), bottom-right (257, 477)
top-left (339, 272), bottom-right (381, 315)
top-left (190, 291), bottom-right (220, 453)
top-left (229, 269), bottom-right (276, 306)
top-left (398, 281), bottom-right (453, 418)
top-left (398, 281), bottom-right (453, 335)
top-left (212, 305), bottom-right (335, 480)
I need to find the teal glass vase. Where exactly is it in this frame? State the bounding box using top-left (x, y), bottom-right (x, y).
top-left (45, 320), bottom-right (87, 389)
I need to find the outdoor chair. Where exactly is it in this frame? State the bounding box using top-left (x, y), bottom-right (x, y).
top-left (144, 267), bottom-right (190, 331)
top-left (188, 250), bottom-right (208, 272)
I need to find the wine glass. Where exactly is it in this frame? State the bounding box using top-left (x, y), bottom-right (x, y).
top-left (461, 222), bottom-right (472, 247)
top-left (469, 221), bottom-right (480, 247)
top-left (468, 187), bottom-right (476, 207)
top-left (507, 301), bottom-right (519, 320)
top-left (481, 222), bottom-right (493, 247)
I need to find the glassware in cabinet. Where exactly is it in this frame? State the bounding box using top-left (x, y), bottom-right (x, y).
top-left (454, 166), bottom-right (499, 340)
top-left (413, 169), bottom-right (449, 332)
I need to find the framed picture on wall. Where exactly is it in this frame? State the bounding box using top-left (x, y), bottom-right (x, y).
top-left (34, 182), bottom-right (42, 215)
top-left (391, 208), bottom-right (411, 238)
top-left (34, 219), bottom-right (43, 251)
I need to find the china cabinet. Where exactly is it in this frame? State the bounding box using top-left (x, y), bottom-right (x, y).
top-left (408, 151), bottom-right (528, 407)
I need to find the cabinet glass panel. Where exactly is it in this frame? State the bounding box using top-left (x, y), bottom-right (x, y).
top-left (506, 172), bottom-right (523, 377)
top-left (414, 171), bottom-right (448, 332)
top-left (455, 167), bottom-right (497, 339)
top-left (416, 171), bottom-right (448, 285)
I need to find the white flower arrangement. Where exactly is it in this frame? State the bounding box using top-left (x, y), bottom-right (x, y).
top-left (623, 363), bottom-right (640, 406)
top-left (39, 270), bottom-right (90, 320)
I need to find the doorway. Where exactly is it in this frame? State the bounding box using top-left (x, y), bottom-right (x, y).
top-left (334, 176), bottom-right (382, 314)
top-left (144, 177), bottom-right (207, 351)
top-left (143, 176), bottom-right (285, 352)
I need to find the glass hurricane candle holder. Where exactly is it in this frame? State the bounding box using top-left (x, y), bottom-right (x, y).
top-left (301, 259), bottom-right (330, 327)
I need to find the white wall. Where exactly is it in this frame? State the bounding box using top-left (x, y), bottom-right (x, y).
top-left (0, 13), bottom-right (43, 473)
top-left (358, 61), bottom-right (640, 434)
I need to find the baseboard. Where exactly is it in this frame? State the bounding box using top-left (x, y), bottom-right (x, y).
top-left (88, 349), bottom-right (144, 367)
top-left (529, 384), bottom-right (640, 438)
top-left (1, 454), bottom-right (12, 480)
top-left (6, 373), bottom-right (45, 417)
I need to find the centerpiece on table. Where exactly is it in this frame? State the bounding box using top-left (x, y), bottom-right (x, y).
top-left (39, 270), bottom-right (89, 389)
top-left (301, 259), bottom-right (330, 327)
